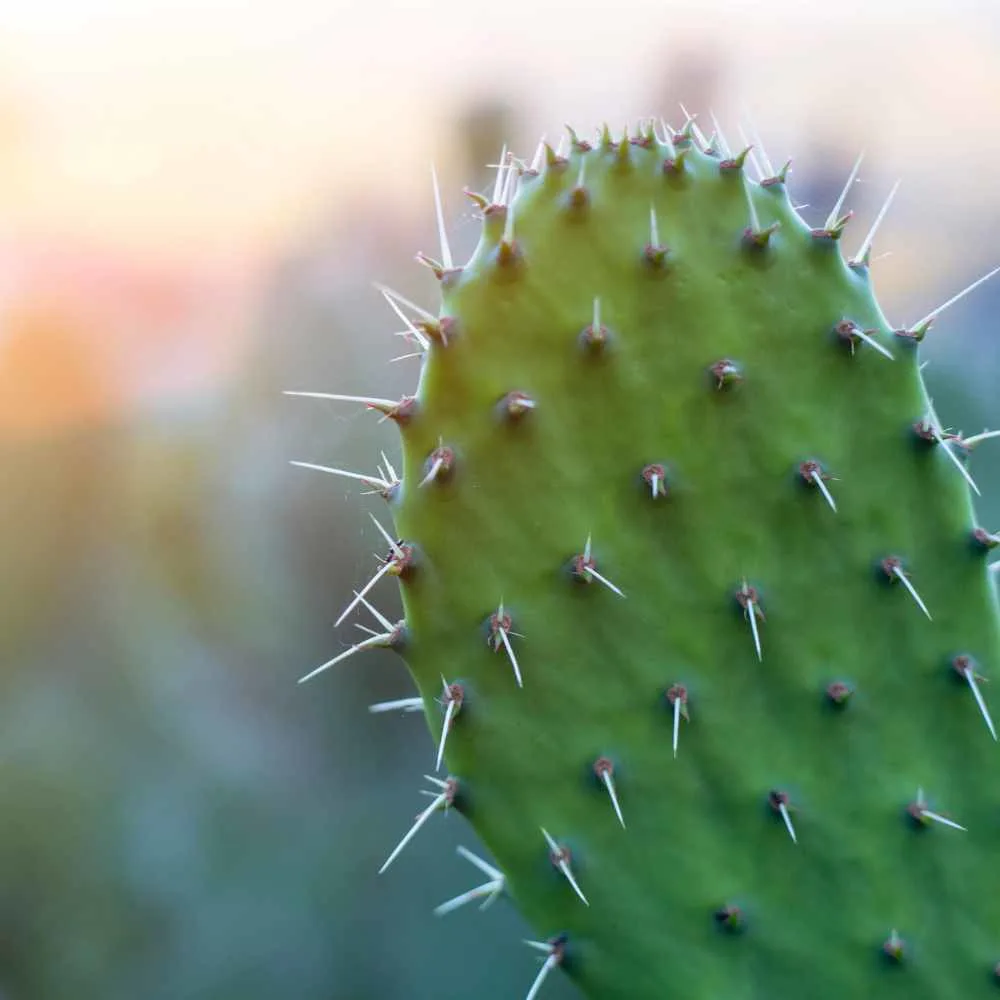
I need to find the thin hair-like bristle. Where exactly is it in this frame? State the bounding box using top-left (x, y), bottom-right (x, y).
top-left (430, 164), bottom-right (453, 270)
top-left (910, 264), bottom-right (1000, 331)
top-left (826, 150), bottom-right (864, 230)
top-left (853, 180), bottom-right (900, 264)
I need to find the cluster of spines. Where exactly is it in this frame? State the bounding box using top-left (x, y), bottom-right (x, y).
top-left (288, 115), bottom-right (1000, 997)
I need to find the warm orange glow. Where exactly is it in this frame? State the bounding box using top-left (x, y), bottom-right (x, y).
top-left (0, 301), bottom-right (119, 438)
top-left (0, 247), bottom-right (255, 437)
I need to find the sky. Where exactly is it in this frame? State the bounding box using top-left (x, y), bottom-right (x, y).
top-left (0, 0), bottom-right (998, 265)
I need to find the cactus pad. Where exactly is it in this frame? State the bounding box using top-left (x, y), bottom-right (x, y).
top-left (293, 121), bottom-right (1000, 998)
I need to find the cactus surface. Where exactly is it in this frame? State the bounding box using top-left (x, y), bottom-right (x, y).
top-left (292, 118), bottom-right (1000, 998)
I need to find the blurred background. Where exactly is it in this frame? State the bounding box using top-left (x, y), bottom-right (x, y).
top-left (1, 1), bottom-right (999, 997)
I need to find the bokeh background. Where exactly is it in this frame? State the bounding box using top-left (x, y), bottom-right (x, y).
top-left (1, 1), bottom-right (999, 997)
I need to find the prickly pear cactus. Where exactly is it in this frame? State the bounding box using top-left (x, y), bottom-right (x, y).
top-left (290, 118), bottom-right (1000, 999)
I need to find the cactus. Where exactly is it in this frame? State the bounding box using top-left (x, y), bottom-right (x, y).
top-left (289, 116), bottom-right (1000, 998)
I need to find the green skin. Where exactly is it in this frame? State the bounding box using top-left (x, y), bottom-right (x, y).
top-left (343, 126), bottom-right (1000, 998)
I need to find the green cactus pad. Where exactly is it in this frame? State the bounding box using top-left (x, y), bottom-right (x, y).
top-left (304, 123), bottom-right (1000, 999)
